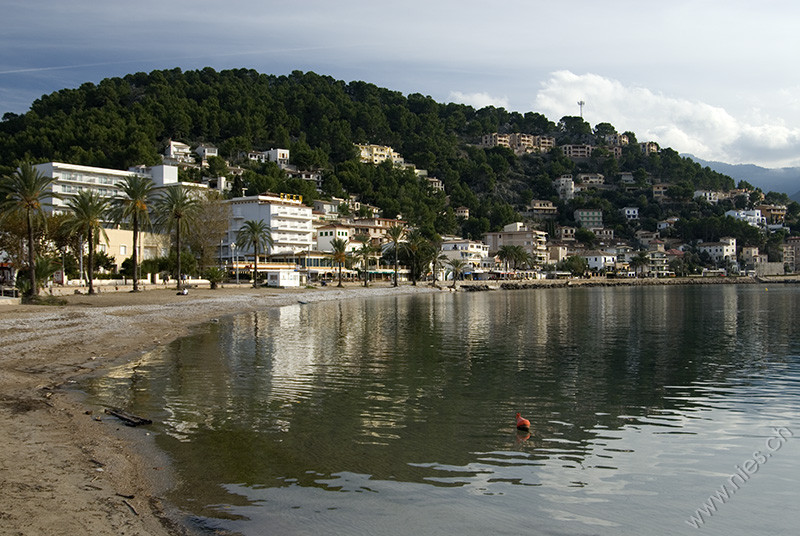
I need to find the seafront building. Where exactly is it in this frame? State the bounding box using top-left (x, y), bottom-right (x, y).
top-left (483, 222), bottom-right (548, 267)
top-left (224, 193), bottom-right (314, 261)
top-left (697, 237), bottom-right (737, 264)
top-left (33, 162), bottom-right (186, 214)
top-left (440, 238), bottom-right (491, 269)
top-left (31, 162), bottom-right (196, 271)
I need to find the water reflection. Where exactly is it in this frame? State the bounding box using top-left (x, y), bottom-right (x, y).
top-left (84, 285), bottom-right (800, 535)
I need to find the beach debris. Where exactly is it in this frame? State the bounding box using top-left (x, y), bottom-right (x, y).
top-left (104, 407), bottom-right (153, 427)
top-left (122, 499), bottom-right (139, 516)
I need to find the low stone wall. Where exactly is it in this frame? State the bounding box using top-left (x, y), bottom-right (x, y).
top-left (458, 276), bottom-right (766, 291)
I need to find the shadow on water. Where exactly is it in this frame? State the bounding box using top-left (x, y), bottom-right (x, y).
top-left (84, 285), bottom-right (800, 535)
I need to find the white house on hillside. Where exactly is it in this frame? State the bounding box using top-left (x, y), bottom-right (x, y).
top-left (164, 140), bottom-right (192, 163)
top-left (725, 209), bottom-right (766, 228)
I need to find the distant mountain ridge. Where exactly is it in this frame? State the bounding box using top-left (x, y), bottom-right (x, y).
top-left (683, 154), bottom-right (800, 201)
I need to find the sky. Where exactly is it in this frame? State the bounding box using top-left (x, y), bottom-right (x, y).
top-left (2, 0), bottom-right (800, 169)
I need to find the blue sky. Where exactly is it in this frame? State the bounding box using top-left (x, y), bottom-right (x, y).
top-left (3, 0), bottom-right (800, 168)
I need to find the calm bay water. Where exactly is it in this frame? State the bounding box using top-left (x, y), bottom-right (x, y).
top-left (85, 285), bottom-right (800, 535)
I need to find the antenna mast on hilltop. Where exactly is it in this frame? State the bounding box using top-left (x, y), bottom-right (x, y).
top-left (577, 100), bottom-right (585, 118)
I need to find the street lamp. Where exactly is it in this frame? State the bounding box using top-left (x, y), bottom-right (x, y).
top-left (231, 242), bottom-right (239, 285)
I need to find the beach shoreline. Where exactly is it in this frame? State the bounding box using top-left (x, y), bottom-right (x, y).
top-left (1, 275), bottom-right (797, 534)
top-left (0, 282), bottom-right (440, 535)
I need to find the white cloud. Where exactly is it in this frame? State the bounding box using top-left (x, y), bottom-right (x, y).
top-left (533, 71), bottom-right (800, 168)
top-left (449, 91), bottom-right (508, 110)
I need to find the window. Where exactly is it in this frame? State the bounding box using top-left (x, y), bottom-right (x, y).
top-left (120, 245), bottom-right (127, 255)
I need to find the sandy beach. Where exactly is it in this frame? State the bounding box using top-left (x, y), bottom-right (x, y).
top-left (0, 283), bottom-right (439, 535)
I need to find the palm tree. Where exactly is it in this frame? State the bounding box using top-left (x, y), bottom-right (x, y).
top-left (385, 224), bottom-right (405, 287)
top-left (110, 175), bottom-right (154, 292)
top-left (401, 229), bottom-right (431, 286)
top-left (152, 185), bottom-right (200, 291)
top-left (630, 251), bottom-right (650, 277)
top-left (354, 240), bottom-right (375, 287)
top-left (236, 219), bottom-right (273, 288)
top-left (497, 245), bottom-right (514, 272)
top-left (431, 252), bottom-right (449, 288)
top-left (0, 163), bottom-right (57, 296)
top-left (447, 258), bottom-right (468, 289)
top-left (330, 237), bottom-right (348, 287)
top-left (498, 245), bottom-right (528, 273)
top-left (66, 190), bottom-right (109, 295)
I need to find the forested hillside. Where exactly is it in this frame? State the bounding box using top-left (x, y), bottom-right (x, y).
top-left (0, 67), bottom-right (755, 238)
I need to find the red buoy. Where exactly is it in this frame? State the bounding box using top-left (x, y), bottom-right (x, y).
top-left (516, 412), bottom-right (530, 431)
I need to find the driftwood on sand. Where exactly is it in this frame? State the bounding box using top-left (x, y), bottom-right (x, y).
top-left (104, 408), bottom-right (153, 427)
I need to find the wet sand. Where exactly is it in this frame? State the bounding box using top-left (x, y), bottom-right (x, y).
top-left (0, 283), bottom-right (439, 535)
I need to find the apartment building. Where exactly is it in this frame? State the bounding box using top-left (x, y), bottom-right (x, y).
top-left (640, 141), bottom-right (659, 155)
top-left (725, 209), bottom-right (766, 228)
top-left (576, 173), bottom-right (605, 185)
top-left (483, 222), bottom-right (548, 266)
top-left (604, 133), bottom-right (629, 146)
top-left (164, 140), bottom-right (192, 163)
top-left (480, 133), bottom-right (555, 154)
top-left (554, 175), bottom-right (575, 200)
top-left (574, 208), bottom-right (603, 228)
top-left (562, 144), bottom-right (595, 159)
top-left (757, 204), bottom-right (787, 225)
top-left (440, 239), bottom-right (490, 269)
top-left (784, 237), bottom-right (800, 272)
top-left (33, 162), bottom-right (185, 215)
top-left (355, 143), bottom-right (405, 166)
top-left (524, 200), bottom-right (558, 220)
top-left (225, 193), bottom-right (314, 260)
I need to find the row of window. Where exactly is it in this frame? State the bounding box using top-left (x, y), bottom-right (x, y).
top-left (58, 184), bottom-right (116, 197)
top-left (58, 172), bottom-right (120, 185)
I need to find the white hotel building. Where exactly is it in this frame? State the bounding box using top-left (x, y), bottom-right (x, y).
top-left (32, 162), bottom-right (189, 270)
top-left (33, 162), bottom-right (185, 214)
top-left (224, 193), bottom-right (314, 262)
